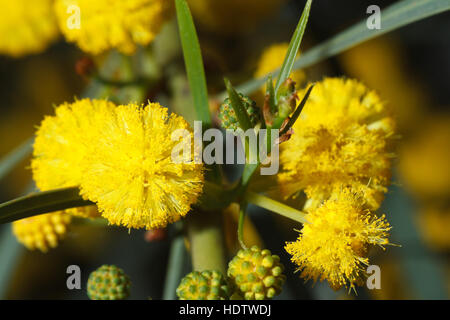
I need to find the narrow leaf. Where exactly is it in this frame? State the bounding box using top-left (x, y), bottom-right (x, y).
top-left (280, 84), bottom-right (314, 135)
top-left (274, 0), bottom-right (312, 98)
top-left (175, 0), bottom-right (211, 126)
top-left (0, 187), bottom-right (93, 224)
top-left (217, 0), bottom-right (450, 100)
top-left (224, 78), bottom-right (252, 131)
top-left (265, 75), bottom-right (276, 113)
top-left (0, 138), bottom-right (33, 182)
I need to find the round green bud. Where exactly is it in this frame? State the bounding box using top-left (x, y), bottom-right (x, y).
top-left (177, 270), bottom-right (230, 300)
top-left (87, 265), bottom-right (131, 300)
top-left (219, 93), bottom-right (261, 131)
top-left (227, 245), bottom-right (286, 300)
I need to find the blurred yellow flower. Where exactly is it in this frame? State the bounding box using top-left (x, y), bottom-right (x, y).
top-left (0, 0), bottom-right (59, 57)
top-left (418, 206), bottom-right (450, 251)
top-left (399, 115), bottom-right (450, 200)
top-left (255, 43), bottom-right (306, 94)
top-left (278, 77), bottom-right (396, 210)
top-left (54, 0), bottom-right (172, 55)
top-left (188, 0), bottom-right (287, 35)
top-left (285, 189), bottom-right (391, 291)
top-left (339, 37), bottom-right (428, 133)
top-left (13, 212), bottom-right (72, 252)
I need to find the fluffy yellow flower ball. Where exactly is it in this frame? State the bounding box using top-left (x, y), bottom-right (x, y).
top-left (255, 43), bottom-right (306, 94)
top-left (33, 99), bottom-right (116, 192)
top-left (78, 102), bottom-right (204, 229)
top-left (278, 77), bottom-right (395, 210)
top-left (13, 212), bottom-right (72, 252)
top-left (285, 189), bottom-right (391, 291)
top-left (54, 0), bottom-right (172, 55)
top-left (0, 0), bottom-right (59, 57)
top-left (32, 99), bottom-right (114, 218)
top-left (32, 98), bottom-right (204, 230)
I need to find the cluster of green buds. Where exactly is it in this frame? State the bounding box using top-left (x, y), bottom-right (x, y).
top-left (227, 246), bottom-right (286, 300)
top-left (87, 265), bottom-right (131, 300)
top-left (176, 246), bottom-right (286, 300)
top-left (219, 93), bottom-right (261, 132)
top-left (218, 77), bottom-right (309, 144)
top-left (176, 270), bottom-right (230, 300)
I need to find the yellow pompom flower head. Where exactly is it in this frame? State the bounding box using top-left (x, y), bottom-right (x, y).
top-left (32, 99), bottom-right (114, 219)
top-left (32, 98), bottom-right (203, 230)
top-left (0, 0), bottom-right (59, 57)
top-left (279, 77), bottom-right (396, 210)
top-left (285, 189), bottom-right (391, 291)
top-left (12, 212), bottom-right (72, 252)
top-left (79, 102), bottom-right (204, 230)
top-left (54, 0), bottom-right (173, 55)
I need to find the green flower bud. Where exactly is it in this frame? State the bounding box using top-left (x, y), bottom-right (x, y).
top-left (177, 270), bottom-right (230, 300)
top-left (277, 78), bottom-right (298, 118)
top-left (219, 93), bottom-right (261, 131)
top-left (227, 246), bottom-right (286, 300)
top-left (87, 265), bottom-right (131, 300)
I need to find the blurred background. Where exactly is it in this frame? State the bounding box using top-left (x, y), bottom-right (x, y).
top-left (0, 0), bottom-right (449, 299)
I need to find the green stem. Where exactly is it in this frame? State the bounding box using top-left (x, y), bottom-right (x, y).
top-left (163, 225), bottom-right (188, 300)
top-left (245, 191), bottom-right (308, 225)
top-left (237, 203), bottom-right (248, 250)
top-left (186, 210), bottom-right (227, 274)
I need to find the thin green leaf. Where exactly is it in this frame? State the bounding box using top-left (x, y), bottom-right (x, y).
top-left (162, 224), bottom-right (189, 300)
top-left (274, 0), bottom-right (312, 98)
top-left (175, 0), bottom-right (211, 126)
top-left (237, 203), bottom-right (248, 250)
top-left (280, 84), bottom-right (314, 135)
top-left (0, 137), bottom-right (33, 182)
top-left (265, 75), bottom-right (276, 113)
top-left (217, 0), bottom-right (450, 100)
top-left (0, 187), bottom-right (92, 224)
top-left (224, 78), bottom-right (252, 131)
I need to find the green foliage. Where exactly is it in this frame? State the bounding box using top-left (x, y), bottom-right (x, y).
top-left (175, 0), bottom-right (211, 127)
top-left (274, 0), bottom-right (312, 99)
top-left (0, 187), bottom-right (92, 224)
top-left (219, 0), bottom-right (450, 100)
top-left (220, 82), bottom-right (260, 132)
